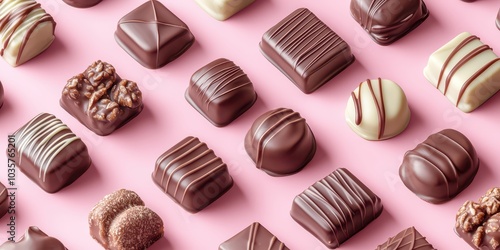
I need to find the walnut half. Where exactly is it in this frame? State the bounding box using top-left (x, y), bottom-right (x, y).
top-left (111, 79), bottom-right (142, 109)
top-left (456, 200), bottom-right (486, 232)
top-left (480, 187), bottom-right (500, 216)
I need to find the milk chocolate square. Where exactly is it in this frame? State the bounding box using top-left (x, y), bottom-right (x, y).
top-left (219, 222), bottom-right (289, 250)
top-left (376, 227), bottom-right (435, 250)
top-left (152, 136), bottom-right (233, 213)
top-left (115, 0), bottom-right (195, 69)
top-left (290, 168), bottom-right (383, 249)
top-left (260, 8), bottom-right (354, 94)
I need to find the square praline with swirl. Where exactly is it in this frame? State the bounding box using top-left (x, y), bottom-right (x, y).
top-left (115, 0), bottom-right (195, 69)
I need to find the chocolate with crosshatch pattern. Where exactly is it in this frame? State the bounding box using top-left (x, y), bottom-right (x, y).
top-left (219, 222), bottom-right (290, 250)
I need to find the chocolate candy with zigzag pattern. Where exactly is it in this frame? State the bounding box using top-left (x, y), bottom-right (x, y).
top-left (219, 222), bottom-right (289, 250)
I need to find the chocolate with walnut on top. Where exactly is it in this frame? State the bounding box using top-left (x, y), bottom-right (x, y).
top-left (60, 60), bottom-right (143, 136)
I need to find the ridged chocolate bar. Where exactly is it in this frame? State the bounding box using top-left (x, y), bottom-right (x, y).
top-left (186, 58), bottom-right (257, 127)
top-left (260, 8), bottom-right (354, 94)
top-left (290, 168), bottom-right (383, 249)
top-left (0, 227), bottom-right (67, 249)
top-left (376, 227), bottom-right (435, 250)
top-left (13, 113), bottom-right (91, 193)
top-left (152, 136), bottom-right (233, 213)
top-left (219, 222), bottom-right (289, 250)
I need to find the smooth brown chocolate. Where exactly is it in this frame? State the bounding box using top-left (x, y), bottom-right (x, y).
top-left (115, 0), bottom-right (195, 69)
top-left (350, 0), bottom-right (429, 45)
top-left (0, 226), bottom-right (67, 249)
top-left (260, 8), bottom-right (355, 94)
top-left (152, 136), bottom-right (233, 213)
top-left (455, 187), bottom-right (500, 249)
top-left (62, 0), bottom-right (102, 8)
top-left (244, 108), bottom-right (316, 176)
top-left (185, 58), bottom-right (257, 127)
top-left (291, 168), bottom-right (383, 249)
top-left (376, 227), bottom-right (436, 250)
top-left (0, 182), bottom-right (7, 218)
top-left (89, 189), bottom-right (164, 249)
top-left (60, 60), bottom-right (143, 136)
top-left (399, 129), bottom-right (479, 203)
top-left (219, 222), bottom-right (289, 250)
top-left (13, 113), bottom-right (91, 193)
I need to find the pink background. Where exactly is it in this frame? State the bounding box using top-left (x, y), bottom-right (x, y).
top-left (1, 0), bottom-right (500, 249)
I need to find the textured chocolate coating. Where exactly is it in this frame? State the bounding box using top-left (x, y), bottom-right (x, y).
top-left (12, 113), bottom-right (91, 193)
top-left (376, 227), bottom-right (436, 250)
top-left (0, 226), bottom-right (66, 249)
top-left (60, 60), bottom-right (143, 136)
top-left (291, 168), bottom-right (382, 249)
top-left (186, 58), bottom-right (257, 127)
top-left (244, 108), bottom-right (316, 176)
top-left (219, 222), bottom-right (289, 250)
top-left (0, 182), bottom-right (7, 218)
top-left (152, 136), bottom-right (233, 213)
top-left (350, 0), bottom-right (429, 45)
top-left (89, 189), bottom-right (164, 249)
top-left (62, 0), bottom-right (102, 8)
top-left (260, 8), bottom-right (355, 94)
top-left (0, 81), bottom-right (3, 109)
top-left (115, 0), bottom-right (195, 69)
top-left (399, 129), bottom-right (479, 204)
top-left (455, 187), bottom-right (500, 249)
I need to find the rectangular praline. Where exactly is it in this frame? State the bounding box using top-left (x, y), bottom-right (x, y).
top-left (13, 113), bottom-right (91, 193)
top-left (260, 8), bottom-right (354, 94)
top-left (152, 136), bottom-right (233, 213)
top-left (219, 222), bottom-right (289, 250)
top-left (376, 227), bottom-right (435, 250)
top-left (290, 167), bottom-right (383, 249)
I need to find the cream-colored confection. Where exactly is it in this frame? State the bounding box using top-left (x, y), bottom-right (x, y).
top-left (0, 0), bottom-right (56, 67)
top-left (423, 32), bottom-right (500, 113)
top-left (195, 0), bottom-right (255, 21)
top-left (345, 78), bottom-right (411, 141)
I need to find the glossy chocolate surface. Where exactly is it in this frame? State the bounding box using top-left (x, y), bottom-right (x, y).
top-left (260, 8), bottom-right (354, 94)
top-left (115, 0), bottom-right (195, 69)
top-left (13, 113), bottom-right (91, 193)
top-left (186, 58), bottom-right (257, 127)
top-left (376, 227), bottom-right (435, 250)
top-left (60, 60), bottom-right (143, 136)
top-left (244, 108), bottom-right (316, 176)
top-left (399, 129), bottom-right (479, 203)
top-left (219, 222), bottom-right (289, 250)
top-left (291, 168), bottom-right (383, 249)
top-left (62, 0), bottom-right (102, 8)
top-left (152, 136), bottom-right (233, 213)
top-left (350, 0), bottom-right (429, 45)
top-left (0, 182), bottom-right (7, 218)
top-left (89, 189), bottom-right (164, 249)
top-left (0, 226), bottom-right (66, 249)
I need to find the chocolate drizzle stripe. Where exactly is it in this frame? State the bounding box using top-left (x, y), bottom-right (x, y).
top-left (158, 140), bottom-right (205, 185)
top-left (248, 222), bottom-right (258, 250)
top-left (1, 2), bottom-right (40, 53)
top-left (457, 58), bottom-right (500, 105)
top-left (154, 137), bottom-right (196, 173)
top-left (174, 156), bottom-right (219, 196)
top-left (384, 227), bottom-right (433, 249)
top-left (437, 132), bottom-right (474, 170)
top-left (421, 142), bottom-right (460, 192)
top-left (162, 145), bottom-right (210, 192)
top-left (405, 153), bottom-right (451, 197)
top-left (179, 162), bottom-right (225, 203)
top-left (150, 0), bottom-right (160, 67)
top-left (351, 78), bottom-right (386, 139)
top-left (366, 0), bottom-right (388, 30)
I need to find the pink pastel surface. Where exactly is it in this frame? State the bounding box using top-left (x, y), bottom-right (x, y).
top-left (1, 0), bottom-right (500, 249)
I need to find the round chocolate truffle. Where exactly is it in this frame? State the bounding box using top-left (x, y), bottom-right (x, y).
top-left (244, 108), bottom-right (316, 176)
top-left (0, 81), bottom-right (3, 109)
top-left (345, 78), bottom-right (410, 140)
top-left (62, 0), bottom-right (102, 8)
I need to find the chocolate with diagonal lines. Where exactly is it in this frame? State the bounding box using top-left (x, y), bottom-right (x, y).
top-left (219, 222), bottom-right (289, 250)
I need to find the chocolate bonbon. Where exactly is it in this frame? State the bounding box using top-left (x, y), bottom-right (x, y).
top-left (455, 187), bottom-right (500, 249)
top-left (0, 226), bottom-right (66, 249)
top-left (60, 60), bottom-right (143, 136)
top-left (185, 58), bottom-right (257, 127)
top-left (290, 168), bottom-right (383, 249)
top-left (399, 129), bottom-right (479, 204)
top-left (89, 189), bottom-right (164, 249)
top-left (376, 227), bottom-right (435, 250)
top-left (115, 0), bottom-right (195, 69)
top-left (12, 113), bottom-right (91, 193)
top-left (152, 136), bottom-right (233, 213)
top-left (195, 0), bottom-right (254, 21)
top-left (244, 108), bottom-right (316, 176)
top-left (0, 182), bottom-right (7, 218)
top-left (0, 0), bottom-right (56, 67)
top-left (350, 0), bottom-right (429, 45)
top-left (345, 78), bottom-right (410, 140)
top-left (219, 222), bottom-right (289, 250)
top-left (260, 8), bottom-right (355, 94)
top-left (62, 0), bottom-right (102, 8)
top-left (423, 32), bottom-right (500, 113)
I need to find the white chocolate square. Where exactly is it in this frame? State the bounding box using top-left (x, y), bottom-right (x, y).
top-left (195, 0), bottom-right (255, 21)
top-left (423, 32), bottom-right (500, 112)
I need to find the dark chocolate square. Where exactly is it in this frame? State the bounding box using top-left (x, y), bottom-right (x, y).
top-left (290, 168), bottom-right (383, 249)
top-left (219, 222), bottom-right (289, 250)
top-left (13, 113), bottom-right (91, 193)
top-left (115, 0), bottom-right (195, 69)
top-left (185, 58), bottom-right (257, 127)
top-left (376, 226), bottom-right (435, 250)
top-left (152, 136), bottom-right (233, 213)
top-left (260, 8), bottom-right (354, 94)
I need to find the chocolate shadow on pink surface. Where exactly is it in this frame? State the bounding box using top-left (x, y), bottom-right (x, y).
top-left (226, 93), bottom-right (268, 128)
top-left (0, 97), bottom-right (12, 121)
top-left (197, 181), bottom-right (247, 215)
top-left (110, 104), bottom-right (155, 137)
top-left (22, 37), bottom-right (67, 67)
top-left (340, 208), bottom-right (396, 248)
top-left (311, 58), bottom-right (365, 96)
top-left (57, 163), bottom-right (100, 195)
